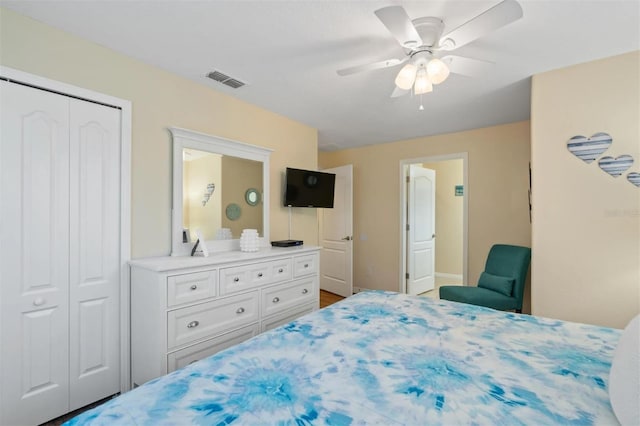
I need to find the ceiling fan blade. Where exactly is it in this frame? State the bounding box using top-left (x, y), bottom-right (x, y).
top-left (374, 6), bottom-right (423, 48)
top-left (390, 86), bottom-right (410, 98)
top-left (336, 57), bottom-right (406, 76)
top-left (442, 55), bottom-right (494, 77)
top-left (439, 0), bottom-right (523, 51)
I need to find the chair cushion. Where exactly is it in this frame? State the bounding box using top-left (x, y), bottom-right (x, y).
top-left (477, 272), bottom-right (514, 297)
top-left (439, 285), bottom-right (517, 311)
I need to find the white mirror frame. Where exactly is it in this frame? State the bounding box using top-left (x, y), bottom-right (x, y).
top-left (170, 127), bottom-right (272, 256)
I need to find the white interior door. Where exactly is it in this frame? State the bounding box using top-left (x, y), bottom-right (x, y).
top-left (0, 81), bottom-right (72, 425)
top-left (68, 99), bottom-right (121, 410)
top-left (407, 165), bottom-right (436, 295)
top-left (319, 165), bottom-right (353, 297)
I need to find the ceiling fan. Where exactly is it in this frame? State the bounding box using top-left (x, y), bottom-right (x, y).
top-left (337, 0), bottom-right (523, 100)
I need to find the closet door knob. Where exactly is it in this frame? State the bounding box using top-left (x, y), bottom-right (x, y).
top-left (272, 297), bottom-right (280, 303)
top-left (33, 297), bottom-right (46, 306)
top-left (257, 272), bottom-right (263, 278)
top-left (304, 264), bottom-right (309, 268)
top-left (236, 307), bottom-right (245, 314)
top-left (233, 277), bottom-right (240, 282)
top-left (190, 284), bottom-right (198, 290)
top-left (302, 288), bottom-right (308, 294)
top-left (278, 268), bottom-right (284, 273)
top-left (187, 321), bottom-right (199, 329)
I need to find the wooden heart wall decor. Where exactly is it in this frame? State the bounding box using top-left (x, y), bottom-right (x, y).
top-left (567, 132), bottom-right (638, 187)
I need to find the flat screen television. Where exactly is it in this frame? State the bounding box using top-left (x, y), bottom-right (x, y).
top-left (284, 167), bottom-right (336, 208)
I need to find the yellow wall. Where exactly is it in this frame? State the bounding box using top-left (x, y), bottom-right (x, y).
top-left (531, 51), bottom-right (640, 329)
top-left (423, 160), bottom-right (464, 276)
top-left (0, 7), bottom-right (319, 258)
top-left (184, 153), bottom-right (222, 241)
top-left (319, 121), bottom-right (532, 311)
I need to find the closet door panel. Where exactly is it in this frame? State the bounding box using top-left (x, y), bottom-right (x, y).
top-left (68, 99), bottom-right (121, 410)
top-left (0, 81), bottom-right (71, 425)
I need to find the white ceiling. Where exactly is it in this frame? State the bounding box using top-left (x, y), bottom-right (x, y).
top-left (3, 0), bottom-right (638, 151)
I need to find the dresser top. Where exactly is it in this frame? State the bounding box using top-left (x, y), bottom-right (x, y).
top-left (130, 246), bottom-right (320, 272)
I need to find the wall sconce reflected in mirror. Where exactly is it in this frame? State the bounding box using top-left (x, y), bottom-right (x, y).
top-left (202, 183), bottom-right (215, 206)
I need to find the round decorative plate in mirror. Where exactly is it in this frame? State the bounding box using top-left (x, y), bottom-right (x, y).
top-left (225, 203), bottom-right (241, 220)
top-left (245, 188), bottom-right (260, 206)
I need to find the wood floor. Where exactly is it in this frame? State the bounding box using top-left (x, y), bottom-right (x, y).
top-left (320, 289), bottom-right (345, 308)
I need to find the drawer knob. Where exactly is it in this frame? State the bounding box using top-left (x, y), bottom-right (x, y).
top-left (236, 307), bottom-right (245, 314)
top-left (302, 288), bottom-right (308, 294)
top-left (304, 264), bottom-right (309, 268)
top-left (233, 277), bottom-right (240, 282)
top-left (257, 272), bottom-right (263, 278)
top-left (278, 268), bottom-right (283, 273)
top-left (33, 297), bottom-right (46, 306)
top-left (272, 297), bottom-right (280, 303)
top-left (187, 320), bottom-right (200, 329)
top-left (190, 284), bottom-right (198, 290)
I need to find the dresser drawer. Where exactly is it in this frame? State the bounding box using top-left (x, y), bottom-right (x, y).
top-left (167, 270), bottom-right (217, 307)
top-left (167, 291), bottom-right (259, 350)
top-left (293, 254), bottom-right (318, 277)
top-left (220, 258), bottom-right (292, 295)
top-left (262, 277), bottom-right (317, 317)
top-left (167, 324), bottom-right (259, 373)
top-left (261, 302), bottom-right (316, 333)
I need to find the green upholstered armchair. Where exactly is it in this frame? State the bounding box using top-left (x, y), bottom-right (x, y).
top-left (439, 244), bottom-right (531, 313)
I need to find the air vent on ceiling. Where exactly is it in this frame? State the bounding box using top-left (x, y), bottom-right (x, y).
top-left (207, 70), bottom-right (246, 89)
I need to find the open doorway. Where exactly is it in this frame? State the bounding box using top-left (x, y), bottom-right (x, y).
top-left (400, 153), bottom-right (468, 296)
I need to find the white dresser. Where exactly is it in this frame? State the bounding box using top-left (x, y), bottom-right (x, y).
top-left (130, 246), bottom-right (319, 386)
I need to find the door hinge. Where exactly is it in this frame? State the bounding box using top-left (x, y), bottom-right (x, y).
top-left (405, 273), bottom-right (410, 279)
top-left (406, 224), bottom-right (410, 231)
top-left (406, 176), bottom-right (410, 183)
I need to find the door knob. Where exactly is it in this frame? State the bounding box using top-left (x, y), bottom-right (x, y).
top-left (341, 236), bottom-right (352, 241)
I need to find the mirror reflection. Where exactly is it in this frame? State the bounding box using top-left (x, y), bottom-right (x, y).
top-left (182, 148), bottom-right (263, 242)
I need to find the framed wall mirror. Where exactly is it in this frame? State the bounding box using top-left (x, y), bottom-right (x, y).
top-left (170, 127), bottom-right (272, 256)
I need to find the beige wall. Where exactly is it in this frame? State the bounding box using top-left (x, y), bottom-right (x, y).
top-left (423, 160), bottom-right (464, 276)
top-left (221, 157), bottom-right (263, 238)
top-left (0, 7), bottom-right (319, 258)
top-left (531, 51), bottom-right (640, 329)
top-left (319, 121), bottom-right (532, 311)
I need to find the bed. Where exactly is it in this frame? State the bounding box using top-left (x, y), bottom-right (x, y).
top-left (67, 291), bottom-right (621, 425)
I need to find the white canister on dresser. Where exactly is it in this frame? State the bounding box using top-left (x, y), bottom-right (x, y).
top-left (240, 229), bottom-right (260, 252)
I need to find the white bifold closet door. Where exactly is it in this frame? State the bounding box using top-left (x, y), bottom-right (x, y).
top-left (0, 81), bottom-right (121, 425)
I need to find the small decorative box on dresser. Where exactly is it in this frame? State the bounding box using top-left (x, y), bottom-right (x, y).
top-left (130, 246), bottom-right (319, 387)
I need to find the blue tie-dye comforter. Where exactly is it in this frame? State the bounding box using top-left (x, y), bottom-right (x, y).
top-left (67, 291), bottom-right (620, 425)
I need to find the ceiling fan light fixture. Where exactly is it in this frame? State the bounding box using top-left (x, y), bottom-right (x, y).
top-left (426, 58), bottom-right (450, 85)
top-left (413, 68), bottom-right (433, 95)
top-left (395, 63), bottom-right (418, 90)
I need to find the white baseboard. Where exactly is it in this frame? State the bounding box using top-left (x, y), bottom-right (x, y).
top-left (436, 272), bottom-right (463, 281)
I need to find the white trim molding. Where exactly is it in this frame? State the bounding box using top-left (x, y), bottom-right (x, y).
top-left (435, 272), bottom-right (464, 281)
